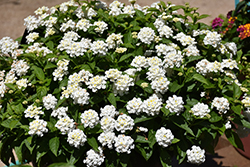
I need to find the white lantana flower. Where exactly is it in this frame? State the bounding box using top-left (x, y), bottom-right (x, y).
top-left (131, 55), bottom-right (148, 71)
top-left (165, 95), bottom-right (184, 115)
top-left (83, 147), bottom-right (105, 167)
top-left (26, 32), bottom-right (39, 44)
top-left (100, 105), bottom-right (119, 118)
top-left (86, 75), bottom-right (107, 92)
top-left (98, 131), bottom-right (116, 149)
top-left (186, 145), bottom-right (206, 165)
top-left (115, 114), bottom-right (134, 133)
top-left (100, 116), bottom-right (116, 132)
top-left (155, 127), bottom-right (174, 147)
top-left (94, 21), bottom-right (108, 34)
top-left (126, 97), bottom-right (143, 115)
top-left (51, 107), bottom-right (68, 119)
top-left (211, 97), bottom-right (230, 114)
top-left (90, 40), bottom-right (108, 56)
top-left (151, 76), bottom-right (170, 94)
top-left (142, 94), bottom-right (163, 116)
top-left (67, 129), bottom-right (87, 148)
top-left (24, 104), bottom-right (43, 119)
top-left (81, 109), bottom-right (99, 128)
top-left (137, 27), bottom-right (155, 44)
top-left (55, 116), bottom-right (75, 135)
top-left (28, 119), bottom-right (48, 137)
top-left (191, 102), bottom-right (210, 118)
top-left (114, 134), bottom-right (134, 154)
top-left (16, 78), bottom-right (28, 89)
top-left (43, 94), bottom-right (57, 110)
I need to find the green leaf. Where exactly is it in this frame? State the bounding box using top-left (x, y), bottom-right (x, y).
top-left (233, 82), bottom-right (241, 99)
top-left (173, 120), bottom-right (195, 136)
top-left (160, 148), bottom-right (172, 167)
top-left (168, 81), bottom-right (183, 93)
top-left (232, 105), bottom-right (241, 115)
top-left (192, 74), bottom-right (210, 85)
top-left (135, 135), bottom-right (150, 144)
top-left (135, 145), bottom-right (153, 161)
top-left (209, 111), bottom-right (222, 123)
top-left (44, 62), bottom-right (57, 70)
top-left (172, 138), bottom-right (180, 144)
top-left (80, 64), bottom-right (92, 72)
top-left (185, 56), bottom-right (203, 64)
top-left (46, 41), bottom-right (54, 50)
top-left (107, 93), bottom-right (117, 108)
top-left (121, 43), bottom-right (135, 49)
top-left (118, 53), bottom-right (133, 63)
top-left (236, 50), bottom-right (243, 62)
top-left (4, 83), bottom-right (16, 90)
top-left (12, 103), bottom-right (25, 114)
top-left (161, 107), bottom-right (170, 117)
top-left (48, 163), bottom-right (75, 167)
top-left (32, 66), bottom-right (45, 81)
top-left (135, 9), bottom-right (145, 18)
top-left (198, 14), bottom-right (210, 20)
top-left (148, 129), bottom-right (156, 148)
top-left (37, 86), bottom-right (47, 99)
top-left (1, 118), bottom-right (20, 129)
top-left (87, 137), bottom-right (99, 152)
top-left (49, 137), bottom-right (60, 156)
top-left (134, 115), bottom-right (155, 124)
top-left (225, 130), bottom-right (244, 150)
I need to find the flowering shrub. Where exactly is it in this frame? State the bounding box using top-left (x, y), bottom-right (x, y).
top-left (1, 0), bottom-right (250, 167)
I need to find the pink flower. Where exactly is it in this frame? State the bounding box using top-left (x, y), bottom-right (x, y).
top-left (212, 17), bottom-right (224, 29)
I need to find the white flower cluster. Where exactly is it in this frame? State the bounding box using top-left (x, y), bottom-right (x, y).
top-left (24, 104), bottom-right (43, 119)
top-left (191, 102), bottom-right (210, 118)
top-left (57, 31), bottom-right (91, 57)
top-left (114, 134), bottom-right (134, 154)
top-left (24, 15), bottom-right (40, 32)
top-left (100, 116), bottom-right (116, 132)
top-left (80, 109), bottom-right (99, 128)
top-left (137, 27), bottom-right (155, 44)
top-left (186, 145), bottom-right (205, 165)
top-left (28, 119), bottom-right (48, 137)
top-left (98, 131), bottom-right (116, 149)
top-left (0, 37), bottom-right (19, 56)
top-left (141, 94), bottom-right (163, 116)
top-left (126, 97), bottom-right (143, 115)
top-left (11, 60), bottom-right (30, 77)
top-left (115, 114), bottom-right (134, 133)
top-left (67, 129), bottom-right (87, 148)
top-left (16, 78), bottom-right (29, 89)
top-left (94, 21), bottom-right (108, 34)
top-left (0, 81), bottom-right (7, 98)
top-left (203, 31), bottom-right (221, 48)
top-left (100, 105), bottom-right (119, 118)
top-left (131, 55), bottom-right (148, 71)
top-left (43, 94), bottom-right (57, 110)
top-left (76, 19), bottom-right (92, 32)
top-left (83, 147), bottom-right (105, 167)
top-left (211, 97), bottom-right (230, 114)
top-left (151, 76), bottom-right (170, 94)
top-left (86, 75), bottom-right (107, 92)
top-left (26, 32), bottom-right (39, 44)
top-left (155, 127), bottom-right (174, 147)
top-left (51, 106), bottom-right (68, 119)
top-left (113, 74), bottom-right (134, 96)
top-left (165, 95), bottom-right (184, 115)
top-left (53, 59), bottom-right (70, 81)
top-left (174, 32), bottom-right (197, 46)
top-left (25, 42), bottom-right (53, 57)
top-left (55, 116), bottom-right (75, 135)
top-left (106, 33), bottom-right (123, 49)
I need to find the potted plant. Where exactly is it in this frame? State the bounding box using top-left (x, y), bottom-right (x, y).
top-left (1, 0), bottom-right (250, 166)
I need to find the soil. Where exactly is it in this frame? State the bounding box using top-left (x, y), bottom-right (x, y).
top-left (0, 0), bottom-right (235, 40)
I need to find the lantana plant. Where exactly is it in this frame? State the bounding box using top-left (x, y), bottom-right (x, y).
top-left (1, 0), bottom-right (250, 167)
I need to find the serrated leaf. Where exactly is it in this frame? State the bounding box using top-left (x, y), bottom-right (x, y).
top-left (49, 137), bottom-right (60, 156)
top-left (121, 43), bottom-right (135, 49)
top-left (173, 120), bottom-right (195, 136)
top-left (107, 93), bottom-right (116, 108)
top-left (135, 145), bottom-right (153, 161)
top-left (148, 129), bottom-right (156, 148)
top-left (87, 137), bottom-right (99, 152)
top-left (37, 86), bottom-right (47, 99)
top-left (4, 83), bottom-right (16, 90)
top-left (232, 105), bottom-right (241, 115)
top-left (233, 82), bottom-right (241, 99)
top-left (46, 41), bottom-right (54, 50)
top-left (169, 81), bottom-right (183, 93)
top-left (1, 118), bottom-right (20, 129)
